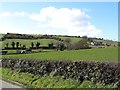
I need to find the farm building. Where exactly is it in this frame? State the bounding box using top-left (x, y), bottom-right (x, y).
top-left (90, 42), bottom-right (103, 46)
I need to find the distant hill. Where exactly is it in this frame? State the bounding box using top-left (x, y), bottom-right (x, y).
top-left (0, 33), bottom-right (119, 49)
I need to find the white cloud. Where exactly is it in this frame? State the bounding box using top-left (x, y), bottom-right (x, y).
top-left (14, 12), bottom-right (28, 17)
top-left (0, 12), bottom-right (11, 16)
top-left (0, 7), bottom-right (102, 37)
top-left (29, 7), bottom-right (102, 37)
top-left (0, 11), bottom-right (28, 17)
top-left (0, 23), bottom-right (30, 34)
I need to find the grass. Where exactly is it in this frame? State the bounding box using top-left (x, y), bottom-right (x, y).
top-left (59, 36), bottom-right (82, 44)
top-left (1, 68), bottom-right (117, 88)
top-left (1, 37), bottom-right (82, 49)
top-left (0, 68), bottom-right (85, 88)
top-left (1, 49), bottom-right (54, 55)
top-left (2, 39), bottom-right (60, 49)
top-left (2, 47), bottom-right (118, 62)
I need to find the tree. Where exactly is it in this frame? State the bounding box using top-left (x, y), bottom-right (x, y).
top-left (59, 43), bottom-right (65, 51)
top-left (36, 42), bottom-right (40, 49)
top-left (56, 42), bottom-right (60, 51)
top-left (70, 39), bottom-right (89, 50)
top-left (5, 43), bottom-right (9, 49)
top-left (88, 38), bottom-right (93, 42)
top-left (31, 42), bottom-right (34, 48)
top-left (11, 42), bottom-right (15, 49)
top-left (48, 42), bottom-right (53, 49)
top-left (56, 43), bottom-right (65, 51)
top-left (16, 42), bottom-right (19, 49)
top-left (63, 38), bottom-right (71, 49)
top-left (22, 45), bottom-right (26, 49)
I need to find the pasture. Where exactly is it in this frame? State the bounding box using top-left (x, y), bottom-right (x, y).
top-left (59, 36), bottom-right (82, 44)
top-left (2, 39), bottom-right (60, 49)
top-left (2, 47), bottom-right (118, 62)
top-left (1, 36), bottom-right (84, 49)
top-left (1, 33), bottom-right (119, 88)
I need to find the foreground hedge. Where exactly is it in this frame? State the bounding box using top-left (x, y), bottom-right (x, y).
top-left (2, 58), bottom-right (120, 87)
top-left (2, 68), bottom-right (117, 88)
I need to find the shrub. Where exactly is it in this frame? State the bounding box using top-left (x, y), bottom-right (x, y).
top-left (69, 39), bottom-right (90, 50)
top-left (56, 43), bottom-right (65, 51)
top-left (11, 42), bottom-right (15, 49)
top-left (16, 42), bottom-right (19, 49)
top-left (36, 42), bottom-right (40, 49)
top-left (2, 58), bottom-right (120, 88)
top-left (63, 38), bottom-right (71, 49)
top-left (31, 42), bottom-right (34, 48)
top-left (48, 42), bottom-right (54, 49)
top-left (22, 45), bottom-right (26, 49)
top-left (59, 43), bottom-right (65, 51)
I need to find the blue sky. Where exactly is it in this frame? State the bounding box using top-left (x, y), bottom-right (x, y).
top-left (0, 2), bottom-right (118, 41)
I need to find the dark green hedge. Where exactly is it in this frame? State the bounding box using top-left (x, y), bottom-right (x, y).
top-left (2, 58), bottom-right (120, 87)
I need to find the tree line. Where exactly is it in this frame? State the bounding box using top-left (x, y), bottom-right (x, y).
top-left (4, 41), bottom-right (66, 51)
top-left (4, 38), bottom-right (91, 51)
top-left (1, 33), bottom-right (104, 41)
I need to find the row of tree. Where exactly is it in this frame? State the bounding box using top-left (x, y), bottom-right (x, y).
top-left (4, 37), bottom-right (91, 51)
top-left (2, 33), bottom-right (104, 41)
top-left (5, 42), bottom-right (26, 49)
top-left (5, 42), bottom-right (41, 49)
top-left (4, 41), bottom-right (65, 51)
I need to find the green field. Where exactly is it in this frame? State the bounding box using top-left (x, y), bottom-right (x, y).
top-left (2, 39), bottom-right (60, 49)
top-left (59, 36), bottom-right (82, 44)
top-left (1, 37), bottom-right (82, 49)
top-left (2, 47), bottom-right (118, 62)
top-left (1, 36), bottom-right (118, 49)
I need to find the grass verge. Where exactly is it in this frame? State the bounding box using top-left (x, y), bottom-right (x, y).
top-left (0, 68), bottom-right (117, 88)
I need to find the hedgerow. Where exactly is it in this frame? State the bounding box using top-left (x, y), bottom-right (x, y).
top-left (2, 58), bottom-right (120, 88)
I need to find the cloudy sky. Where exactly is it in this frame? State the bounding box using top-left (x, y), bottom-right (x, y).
top-left (0, 2), bottom-right (118, 40)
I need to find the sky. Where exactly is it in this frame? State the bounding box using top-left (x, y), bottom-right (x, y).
top-left (0, 2), bottom-right (118, 41)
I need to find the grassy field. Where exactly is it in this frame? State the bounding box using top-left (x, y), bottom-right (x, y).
top-left (59, 36), bottom-right (82, 44)
top-left (2, 39), bottom-right (60, 49)
top-left (1, 36), bottom-right (118, 49)
top-left (2, 47), bottom-right (118, 62)
top-left (1, 37), bottom-right (82, 49)
top-left (1, 68), bottom-right (116, 88)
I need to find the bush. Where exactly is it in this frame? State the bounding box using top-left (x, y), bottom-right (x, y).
top-left (36, 42), bottom-right (40, 49)
top-left (3, 68), bottom-right (113, 88)
top-left (56, 43), bottom-right (65, 51)
top-left (2, 58), bottom-right (120, 88)
top-left (11, 42), bottom-right (15, 49)
top-left (22, 45), bottom-right (26, 49)
top-left (48, 42), bottom-right (54, 49)
top-left (69, 39), bottom-right (90, 50)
